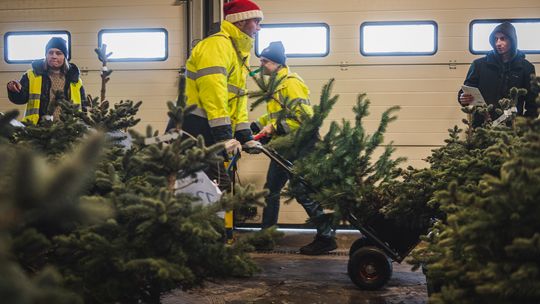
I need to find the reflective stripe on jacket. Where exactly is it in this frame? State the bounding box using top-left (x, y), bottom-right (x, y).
top-left (258, 66), bottom-right (313, 135)
top-left (185, 20), bottom-right (253, 142)
top-left (23, 69), bottom-right (83, 125)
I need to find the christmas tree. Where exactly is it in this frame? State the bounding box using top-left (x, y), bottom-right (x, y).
top-left (253, 73), bottom-right (540, 303)
top-left (408, 77), bottom-right (540, 303)
top-left (291, 93), bottom-right (403, 224)
top-left (0, 44), bottom-right (268, 303)
top-left (418, 117), bottom-right (540, 304)
top-left (15, 99), bottom-right (89, 159)
top-left (0, 112), bottom-right (107, 304)
top-left (258, 79), bottom-right (404, 225)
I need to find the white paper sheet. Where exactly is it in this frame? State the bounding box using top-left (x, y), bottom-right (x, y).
top-left (461, 85), bottom-right (486, 106)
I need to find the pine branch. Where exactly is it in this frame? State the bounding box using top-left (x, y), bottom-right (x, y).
top-left (269, 78), bottom-right (338, 160)
top-left (248, 71), bottom-right (287, 111)
top-left (272, 79), bottom-right (404, 225)
top-left (76, 96), bottom-right (142, 132)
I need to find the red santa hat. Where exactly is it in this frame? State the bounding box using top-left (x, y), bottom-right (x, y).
top-left (224, 0), bottom-right (263, 23)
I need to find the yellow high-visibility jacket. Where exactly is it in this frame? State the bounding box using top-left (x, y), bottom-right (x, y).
top-left (184, 20), bottom-right (253, 143)
top-left (255, 66), bottom-right (313, 135)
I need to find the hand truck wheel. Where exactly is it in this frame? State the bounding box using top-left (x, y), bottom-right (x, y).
top-left (347, 246), bottom-right (393, 290)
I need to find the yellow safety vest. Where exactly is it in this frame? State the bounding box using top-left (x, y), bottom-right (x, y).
top-left (23, 69), bottom-right (82, 125)
top-left (185, 20), bottom-right (252, 135)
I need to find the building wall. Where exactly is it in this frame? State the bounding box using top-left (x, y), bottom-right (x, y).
top-left (0, 0), bottom-right (538, 224)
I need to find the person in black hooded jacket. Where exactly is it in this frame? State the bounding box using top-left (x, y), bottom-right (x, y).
top-left (6, 37), bottom-right (86, 125)
top-left (458, 21), bottom-right (537, 127)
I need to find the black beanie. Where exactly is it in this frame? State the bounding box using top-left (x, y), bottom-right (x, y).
top-left (45, 37), bottom-right (68, 57)
top-left (260, 41), bottom-right (286, 65)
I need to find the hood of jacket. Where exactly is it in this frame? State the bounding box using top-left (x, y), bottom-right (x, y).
top-left (31, 59), bottom-right (81, 83)
top-left (220, 20), bottom-right (254, 55)
top-left (489, 21), bottom-right (518, 57)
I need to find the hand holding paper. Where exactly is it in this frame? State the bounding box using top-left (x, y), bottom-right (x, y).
top-left (461, 85), bottom-right (486, 106)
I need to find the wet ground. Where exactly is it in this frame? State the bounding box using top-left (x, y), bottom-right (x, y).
top-left (162, 231), bottom-right (427, 304)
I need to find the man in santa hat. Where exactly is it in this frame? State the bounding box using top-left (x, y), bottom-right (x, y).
top-left (167, 0), bottom-right (263, 191)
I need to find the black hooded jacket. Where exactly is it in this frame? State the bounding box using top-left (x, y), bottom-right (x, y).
top-left (459, 22), bottom-right (537, 126)
top-left (8, 59), bottom-right (86, 117)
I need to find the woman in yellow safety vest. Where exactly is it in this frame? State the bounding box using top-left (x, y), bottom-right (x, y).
top-left (7, 37), bottom-right (85, 125)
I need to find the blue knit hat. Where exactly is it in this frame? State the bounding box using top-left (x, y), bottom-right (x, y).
top-left (260, 41), bottom-right (286, 65)
top-left (45, 37), bottom-right (68, 57)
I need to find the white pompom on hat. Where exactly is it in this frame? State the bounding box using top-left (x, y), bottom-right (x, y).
top-left (224, 0), bottom-right (263, 23)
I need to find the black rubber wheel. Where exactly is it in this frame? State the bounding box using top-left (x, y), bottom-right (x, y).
top-left (348, 246), bottom-right (393, 290)
top-left (348, 236), bottom-right (373, 256)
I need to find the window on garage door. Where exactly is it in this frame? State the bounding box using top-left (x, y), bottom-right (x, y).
top-left (470, 19), bottom-right (540, 54)
top-left (4, 31), bottom-right (71, 63)
top-left (255, 23), bottom-right (330, 57)
top-left (98, 28), bottom-right (168, 61)
top-left (360, 21), bottom-right (438, 56)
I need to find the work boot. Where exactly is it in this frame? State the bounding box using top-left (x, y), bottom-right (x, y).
top-left (299, 235), bottom-right (337, 255)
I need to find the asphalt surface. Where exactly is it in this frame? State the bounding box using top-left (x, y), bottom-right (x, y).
top-left (162, 231), bottom-right (427, 304)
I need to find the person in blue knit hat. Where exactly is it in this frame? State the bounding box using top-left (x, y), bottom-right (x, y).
top-left (7, 37), bottom-right (86, 125)
top-left (251, 41), bottom-right (337, 255)
top-left (260, 41), bottom-right (287, 66)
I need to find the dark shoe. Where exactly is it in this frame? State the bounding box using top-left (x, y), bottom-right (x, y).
top-left (299, 236), bottom-right (337, 255)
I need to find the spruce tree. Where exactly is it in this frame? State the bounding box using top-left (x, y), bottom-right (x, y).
top-left (0, 43), bottom-right (268, 303)
top-left (419, 116), bottom-right (540, 304)
top-left (381, 86), bottom-right (529, 229)
top-left (408, 77), bottom-right (540, 303)
top-left (15, 99), bottom-right (89, 159)
top-left (0, 113), bottom-right (108, 304)
top-left (290, 93), bottom-right (403, 224)
top-left (268, 79), bottom-right (338, 160)
top-left (257, 79), bottom-right (404, 225)
top-left (48, 100), bottom-right (266, 303)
